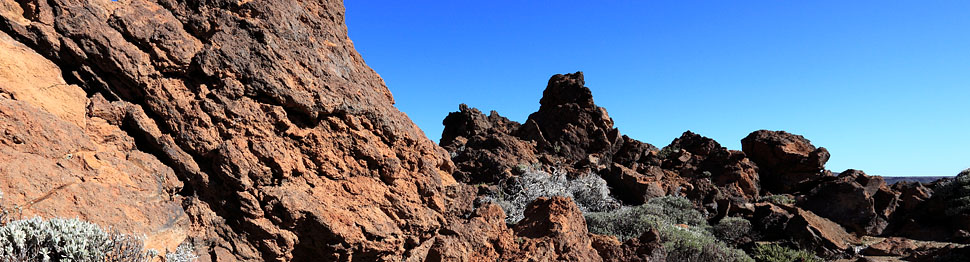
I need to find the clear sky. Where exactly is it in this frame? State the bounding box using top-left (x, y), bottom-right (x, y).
top-left (345, 1), bottom-right (969, 177)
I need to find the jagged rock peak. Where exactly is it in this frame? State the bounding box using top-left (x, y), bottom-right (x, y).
top-left (540, 71), bottom-right (594, 108)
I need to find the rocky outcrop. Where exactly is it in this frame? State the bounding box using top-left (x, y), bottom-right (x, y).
top-left (741, 130), bottom-right (831, 193)
top-left (424, 192), bottom-right (608, 261)
top-left (511, 197), bottom-right (604, 261)
top-left (786, 208), bottom-right (860, 258)
top-left (0, 30), bottom-right (186, 253)
top-left (800, 169), bottom-right (899, 235)
top-left (440, 105), bottom-right (539, 184)
top-left (661, 131), bottom-right (760, 202)
top-left (441, 72), bottom-right (657, 185)
top-left (0, 0), bottom-right (457, 260)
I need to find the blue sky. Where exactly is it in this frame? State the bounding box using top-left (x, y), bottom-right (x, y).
top-left (345, 1), bottom-right (970, 177)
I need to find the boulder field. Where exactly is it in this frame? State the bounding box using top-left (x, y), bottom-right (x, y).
top-left (0, 0), bottom-right (965, 261)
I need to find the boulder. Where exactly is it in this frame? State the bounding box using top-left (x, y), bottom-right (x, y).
top-left (440, 105), bottom-right (539, 183)
top-left (863, 237), bottom-right (917, 257)
top-left (662, 131), bottom-right (760, 201)
top-left (511, 196), bottom-right (604, 262)
top-left (785, 208), bottom-right (860, 258)
top-left (741, 130), bottom-right (831, 193)
top-left (591, 229), bottom-right (664, 262)
top-left (800, 169), bottom-right (898, 235)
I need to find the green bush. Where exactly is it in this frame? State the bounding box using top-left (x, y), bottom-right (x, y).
top-left (0, 217), bottom-right (197, 262)
top-left (586, 196), bottom-right (709, 240)
top-left (586, 196), bottom-right (752, 262)
top-left (751, 243), bottom-right (822, 262)
top-left (660, 224), bottom-right (753, 262)
top-left (714, 217), bottom-right (752, 245)
top-left (758, 195), bottom-right (795, 206)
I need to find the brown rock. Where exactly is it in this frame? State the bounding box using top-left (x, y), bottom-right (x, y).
top-left (785, 208), bottom-right (860, 258)
top-left (526, 72), bottom-right (623, 167)
top-left (1, 0), bottom-right (456, 260)
top-left (741, 130), bottom-right (831, 193)
top-left (0, 98), bottom-right (188, 253)
top-left (511, 196), bottom-right (604, 262)
top-left (662, 131), bottom-right (760, 201)
top-left (440, 104), bottom-right (539, 183)
top-left (800, 169), bottom-right (899, 235)
top-left (863, 237), bottom-right (917, 256)
top-left (592, 229), bottom-right (663, 262)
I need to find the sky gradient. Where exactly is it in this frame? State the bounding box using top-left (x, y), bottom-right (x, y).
top-left (345, 1), bottom-right (969, 177)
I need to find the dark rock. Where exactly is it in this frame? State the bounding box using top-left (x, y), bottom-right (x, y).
top-left (785, 208), bottom-right (859, 259)
top-left (440, 105), bottom-right (538, 183)
top-left (800, 169), bottom-right (898, 235)
top-left (741, 130), bottom-right (831, 193)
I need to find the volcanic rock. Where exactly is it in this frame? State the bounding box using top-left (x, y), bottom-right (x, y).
top-left (786, 208), bottom-right (860, 258)
top-left (661, 131), bottom-right (760, 201)
top-left (440, 104), bottom-right (539, 184)
top-left (800, 169), bottom-right (899, 235)
top-left (511, 196), bottom-right (604, 261)
top-left (591, 229), bottom-right (664, 262)
top-left (863, 237), bottom-right (918, 257)
top-left (0, 0), bottom-right (456, 260)
top-left (741, 130), bottom-right (831, 193)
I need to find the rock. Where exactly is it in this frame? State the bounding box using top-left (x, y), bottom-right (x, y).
top-left (440, 104), bottom-right (539, 184)
top-left (741, 130), bottom-right (831, 193)
top-left (906, 244), bottom-right (970, 262)
top-left (0, 31), bottom-right (86, 127)
top-left (800, 169), bottom-right (898, 235)
top-left (863, 237), bottom-right (917, 256)
top-left (440, 72), bottom-right (663, 187)
top-left (511, 196), bottom-right (604, 261)
top-left (591, 229), bottom-right (664, 262)
top-left (785, 208), bottom-right (860, 258)
top-left (752, 202), bottom-right (794, 240)
top-left (601, 164), bottom-right (668, 205)
top-left (0, 98), bottom-right (188, 253)
top-left (526, 72), bottom-right (623, 166)
top-left (662, 131), bottom-right (760, 201)
top-left (1, 0), bottom-right (456, 260)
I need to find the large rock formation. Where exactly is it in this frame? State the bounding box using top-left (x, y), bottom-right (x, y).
top-left (799, 169), bottom-right (898, 235)
top-left (741, 130), bottom-right (831, 193)
top-left (0, 0), bottom-right (459, 260)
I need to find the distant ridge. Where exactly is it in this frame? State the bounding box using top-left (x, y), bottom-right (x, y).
top-left (881, 176), bottom-right (950, 184)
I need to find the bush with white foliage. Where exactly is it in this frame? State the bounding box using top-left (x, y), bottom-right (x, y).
top-left (0, 217), bottom-right (197, 262)
top-left (489, 168), bottom-right (621, 223)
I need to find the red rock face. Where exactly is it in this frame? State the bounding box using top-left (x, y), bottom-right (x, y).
top-left (1, 0), bottom-right (456, 260)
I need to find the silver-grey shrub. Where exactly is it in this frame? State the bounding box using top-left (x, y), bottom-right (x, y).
top-left (0, 217), bottom-right (196, 262)
top-left (490, 168), bottom-right (620, 223)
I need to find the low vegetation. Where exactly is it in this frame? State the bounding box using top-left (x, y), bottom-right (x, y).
top-left (489, 167), bottom-right (621, 223)
top-left (714, 217), bottom-right (753, 245)
top-left (586, 196), bottom-right (753, 262)
top-left (751, 243), bottom-right (822, 262)
top-left (758, 194), bottom-right (795, 206)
